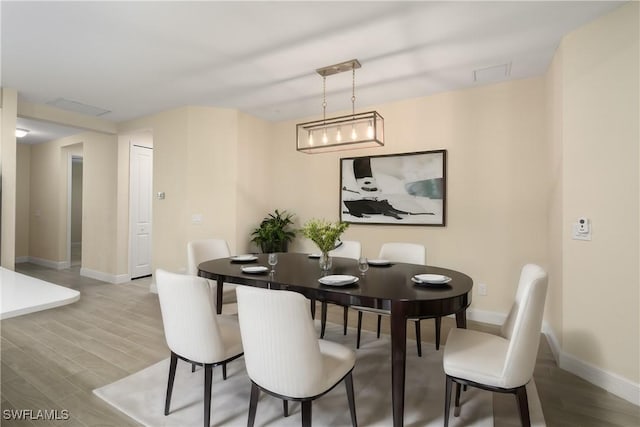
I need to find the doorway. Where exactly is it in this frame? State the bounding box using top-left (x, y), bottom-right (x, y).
top-left (69, 156), bottom-right (83, 267)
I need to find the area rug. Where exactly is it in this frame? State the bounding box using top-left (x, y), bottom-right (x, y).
top-left (94, 322), bottom-right (545, 426)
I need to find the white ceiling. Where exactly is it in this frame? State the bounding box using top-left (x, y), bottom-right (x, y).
top-left (2, 1), bottom-right (625, 144)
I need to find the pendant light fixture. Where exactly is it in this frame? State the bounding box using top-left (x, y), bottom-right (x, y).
top-left (296, 59), bottom-right (384, 154)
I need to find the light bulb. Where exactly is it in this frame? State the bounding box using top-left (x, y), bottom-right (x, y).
top-left (308, 131), bottom-right (314, 146)
top-left (351, 125), bottom-right (357, 140)
top-left (367, 121), bottom-right (374, 138)
top-left (336, 127), bottom-right (342, 142)
top-left (322, 130), bottom-right (328, 144)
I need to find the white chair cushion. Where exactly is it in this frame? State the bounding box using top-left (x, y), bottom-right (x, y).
top-left (156, 269), bottom-right (243, 364)
top-left (443, 328), bottom-right (510, 388)
top-left (316, 339), bottom-right (356, 396)
top-left (217, 315), bottom-right (244, 361)
top-left (237, 286), bottom-right (356, 399)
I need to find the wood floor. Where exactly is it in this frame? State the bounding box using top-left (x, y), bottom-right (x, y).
top-left (1, 263), bottom-right (638, 426)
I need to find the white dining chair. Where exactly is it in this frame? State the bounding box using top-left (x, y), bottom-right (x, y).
top-left (187, 238), bottom-right (237, 307)
top-left (319, 240), bottom-right (362, 338)
top-left (442, 264), bottom-right (548, 427)
top-left (155, 269), bottom-right (244, 427)
top-left (353, 242), bottom-right (439, 357)
top-left (236, 286), bottom-right (358, 427)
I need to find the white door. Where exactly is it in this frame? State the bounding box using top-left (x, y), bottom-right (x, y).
top-left (130, 143), bottom-right (153, 278)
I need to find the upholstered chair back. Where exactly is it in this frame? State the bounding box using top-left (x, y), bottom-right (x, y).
top-left (379, 242), bottom-right (425, 265)
top-left (156, 269), bottom-right (227, 363)
top-left (329, 240), bottom-right (362, 260)
top-left (236, 286), bottom-right (325, 398)
top-left (500, 264), bottom-right (548, 388)
top-left (187, 239), bottom-right (231, 276)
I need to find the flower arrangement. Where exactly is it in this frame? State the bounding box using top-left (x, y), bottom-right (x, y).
top-left (300, 219), bottom-right (349, 254)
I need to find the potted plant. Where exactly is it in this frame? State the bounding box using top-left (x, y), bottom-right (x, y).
top-left (300, 218), bottom-right (349, 271)
top-left (250, 209), bottom-right (296, 253)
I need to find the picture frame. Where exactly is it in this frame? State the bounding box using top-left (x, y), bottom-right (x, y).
top-left (340, 149), bottom-right (446, 226)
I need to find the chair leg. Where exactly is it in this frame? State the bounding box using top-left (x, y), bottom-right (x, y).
top-left (444, 375), bottom-right (453, 427)
top-left (310, 298), bottom-right (316, 319)
top-left (345, 372), bottom-right (358, 427)
top-left (222, 362), bottom-right (227, 380)
top-left (301, 401), bottom-right (312, 427)
top-left (356, 311), bottom-right (363, 349)
top-left (247, 383), bottom-right (260, 427)
top-left (283, 400), bottom-right (289, 417)
top-left (454, 382), bottom-right (462, 417)
top-left (343, 306), bottom-right (349, 335)
top-left (320, 301), bottom-right (328, 338)
top-left (164, 352), bottom-right (178, 415)
top-left (515, 385), bottom-right (531, 427)
top-left (376, 315), bottom-right (382, 338)
top-left (414, 320), bottom-right (422, 357)
top-left (204, 364), bottom-right (213, 427)
top-left (435, 316), bottom-right (442, 350)
top-left (192, 363), bottom-right (196, 372)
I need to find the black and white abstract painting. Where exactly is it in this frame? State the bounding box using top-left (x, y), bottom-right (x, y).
top-left (340, 150), bottom-right (446, 225)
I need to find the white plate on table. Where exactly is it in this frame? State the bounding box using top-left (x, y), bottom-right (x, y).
top-left (241, 266), bottom-right (269, 274)
top-left (368, 259), bottom-right (391, 266)
top-left (318, 275), bottom-right (359, 287)
top-left (231, 255), bottom-right (258, 262)
top-left (308, 253), bottom-right (321, 259)
top-left (412, 274), bottom-right (452, 285)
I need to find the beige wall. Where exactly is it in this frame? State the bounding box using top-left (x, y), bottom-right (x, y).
top-left (560, 3), bottom-right (639, 384)
top-left (118, 106), bottom-right (273, 273)
top-left (236, 112), bottom-right (272, 253)
top-left (28, 133), bottom-right (117, 275)
top-left (272, 78), bottom-right (549, 315)
top-left (545, 42), bottom-right (564, 347)
top-left (1, 88), bottom-right (18, 269)
top-left (15, 143), bottom-right (31, 258)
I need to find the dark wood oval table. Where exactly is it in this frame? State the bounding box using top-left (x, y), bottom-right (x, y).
top-left (199, 252), bottom-right (473, 427)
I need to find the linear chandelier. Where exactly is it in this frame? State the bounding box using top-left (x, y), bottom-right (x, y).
top-left (296, 59), bottom-right (384, 154)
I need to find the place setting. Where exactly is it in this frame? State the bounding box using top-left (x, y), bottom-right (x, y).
top-left (318, 274), bottom-right (359, 287)
top-left (230, 254), bottom-right (258, 263)
top-left (411, 273), bottom-right (452, 287)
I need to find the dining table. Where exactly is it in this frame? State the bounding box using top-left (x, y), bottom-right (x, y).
top-left (198, 252), bottom-right (473, 427)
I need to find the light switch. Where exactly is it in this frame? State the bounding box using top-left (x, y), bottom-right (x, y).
top-left (191, 214), bottom-right (203, 224)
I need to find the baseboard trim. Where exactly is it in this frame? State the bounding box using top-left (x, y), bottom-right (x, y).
top-left (80, 268), bottom-right (129, 284)
top-left (465, 308), bottom-right (506, 325)
top-left (15, 256), bottom-right (30, 264)
top-left (26, 257), bottom-right (70, 270)
top-left (467, 307), bottom-right (639, 406)
top-left (559, 350), bottom-right (640, 406)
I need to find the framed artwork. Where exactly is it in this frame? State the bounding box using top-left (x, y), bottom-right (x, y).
top-left (340, 149), bottom-right (446, 226)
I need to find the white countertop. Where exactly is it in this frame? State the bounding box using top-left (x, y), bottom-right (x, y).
top-left (0, 267), bottom-right (80, 319)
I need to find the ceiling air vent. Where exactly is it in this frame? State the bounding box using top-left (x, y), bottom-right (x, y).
top-left (473, 62), bottom-right (512, 84)
top-left (46, 98), bottom-right (111, 116)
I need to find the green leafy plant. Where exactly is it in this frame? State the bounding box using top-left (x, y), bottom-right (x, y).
top-left (300, 219), bottom-right (349, 254)
top-left (250, 209), bottom-right (296, 253)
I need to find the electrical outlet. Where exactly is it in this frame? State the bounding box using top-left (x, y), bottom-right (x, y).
top-left (478, 283), bottom-right (488, 296)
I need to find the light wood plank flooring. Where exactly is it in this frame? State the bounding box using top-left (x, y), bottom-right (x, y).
top-left (1, 263), bottom-right (638, 426)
